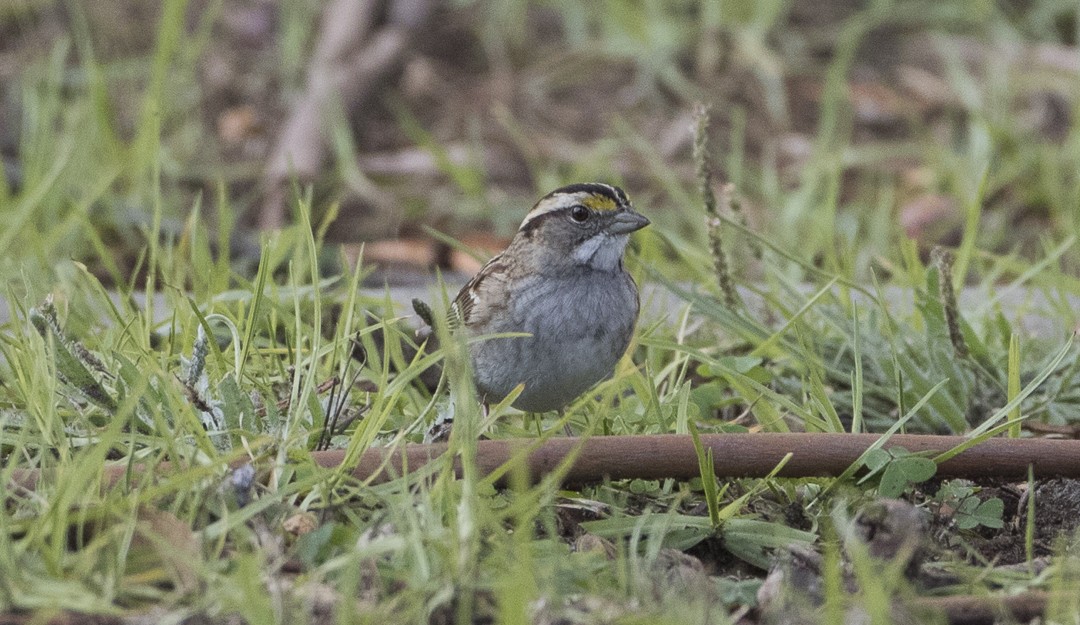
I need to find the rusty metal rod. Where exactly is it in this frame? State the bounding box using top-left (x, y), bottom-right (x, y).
top-left (11, 433), bottom-right (1080, 491)
top-left (342, 433), bottom-right (1080, 483)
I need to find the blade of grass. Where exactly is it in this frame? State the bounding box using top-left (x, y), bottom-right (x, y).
top-left (819, 378), bottom-right (950, 499)
top-left (1008, 333), bottom-right (1021, 438)
top-left (688, 420), bottom-right (721, 528)
top-left (935, 334), bottom-right (1075, 464)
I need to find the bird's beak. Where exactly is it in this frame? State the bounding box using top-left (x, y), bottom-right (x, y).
top-left (607, 210), bottom-right (650, 235)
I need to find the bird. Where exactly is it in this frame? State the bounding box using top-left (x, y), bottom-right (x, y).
top-left (451, 182), bottom-right (650, 416)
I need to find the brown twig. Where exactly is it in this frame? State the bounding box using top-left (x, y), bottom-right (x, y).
top-left (914, 590), bottom-right (1049, 625)
top-left (261, 0), bottom-right (433, 229)
top-left (1023, 421), bottom-right (1080, 438)
top-left (11, 433), bottom-right (1080, 492)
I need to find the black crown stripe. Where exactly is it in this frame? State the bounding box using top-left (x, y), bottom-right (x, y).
top-left (546, 182), bottom-right (626, 204)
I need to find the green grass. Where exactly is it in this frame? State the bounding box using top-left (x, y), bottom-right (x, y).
top-left (3, 0), bottom-right (1080, 622)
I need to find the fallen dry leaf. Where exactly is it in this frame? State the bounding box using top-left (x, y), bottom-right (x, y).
top-left (899, 193), bottom-right (960, 242)
top-left (131, 507), bottom-right (202, 594)
top-left (282, 512), bottom-right (319, 537)
top-left (217, 105), bottom-right (261, 145)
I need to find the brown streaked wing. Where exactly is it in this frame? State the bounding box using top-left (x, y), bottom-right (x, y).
top-left (452, 254), bottom-right (510, 328)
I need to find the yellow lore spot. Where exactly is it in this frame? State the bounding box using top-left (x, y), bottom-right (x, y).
top-left (581, 194), bottom-right (618, 212)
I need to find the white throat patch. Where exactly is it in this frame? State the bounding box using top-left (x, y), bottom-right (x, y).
top-left (573, 233), bottom-right (629, 270)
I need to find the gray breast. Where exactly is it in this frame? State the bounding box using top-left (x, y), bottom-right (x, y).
top-left (470, 269), bottom-right (637, 412)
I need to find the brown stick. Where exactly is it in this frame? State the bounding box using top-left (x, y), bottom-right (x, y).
top-left (915, 590), bottom-right (1050, 625)
top-left (260, 0), bottom-right (433, 229)
top-left (11, 433), bottom-right (1080, 492)
top-left (342, 433), bottom-right (1080, 483)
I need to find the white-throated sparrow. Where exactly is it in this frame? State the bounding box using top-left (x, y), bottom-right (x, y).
top-left (453, 182), bottom-right (649, 413)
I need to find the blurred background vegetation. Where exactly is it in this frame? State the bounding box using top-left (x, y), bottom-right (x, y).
top-left (3, 2), bottom-right (1080, 621)
top-left (3, 0), bottom-right (1080, 293)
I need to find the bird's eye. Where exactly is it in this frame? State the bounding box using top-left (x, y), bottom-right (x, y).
top-left (569, 205), bottom-right (590, 223)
